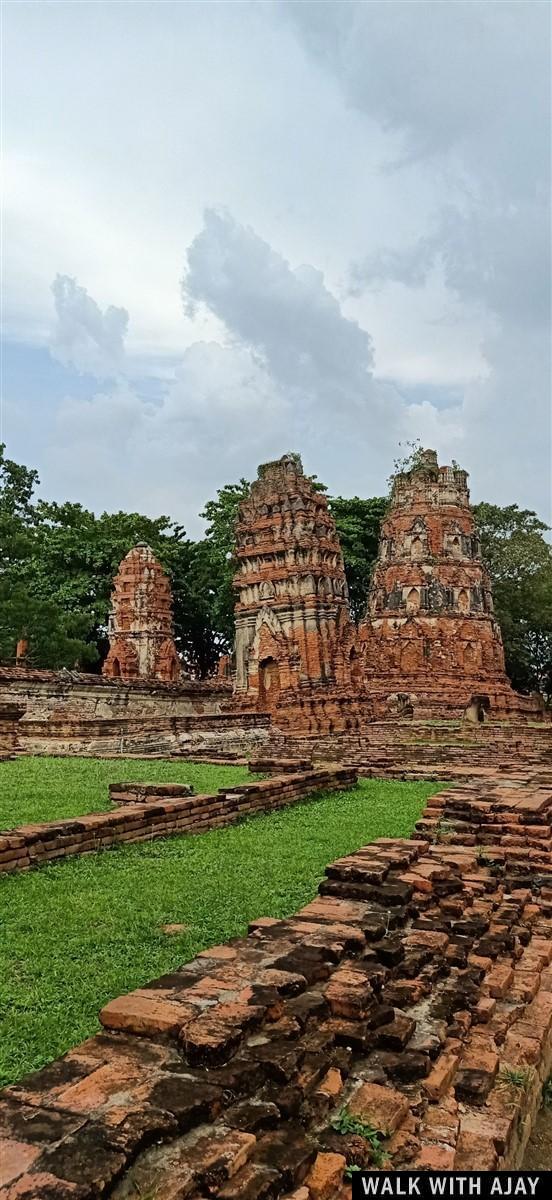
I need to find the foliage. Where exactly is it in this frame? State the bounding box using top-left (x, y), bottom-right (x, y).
top-left (0, 446), bottom-right (96, 667)
top-left (543, 1075), bottom-right (552, 1108)
top-left (0, 770), bottom-right (434, 1083)
top-left (388, 438), bottom-right (425, 486)
top-left (497, 1066), bottom-right (534, 1091)
top-left (331, 1106), bottom-right (390, 1167)
top-left (199, 479), bottom-right (251, 649)
top-left (473, 502), bottom-right (552, 696)
top-left (329, 495), bottom-right (387, 621)
top-left (0, 579), bottom-right (98, 670)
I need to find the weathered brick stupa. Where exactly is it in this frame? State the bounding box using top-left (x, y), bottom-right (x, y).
top-left (102, 544), bottom-right (181, 683)
top-left (360, 449), bottom-right (542, 720)
top-left (232, 454), bottom-right (369, 732)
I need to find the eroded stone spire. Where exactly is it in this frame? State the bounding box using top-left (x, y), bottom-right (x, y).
top-left (102, 544), bottom-right (180, 683)
top-left (232, 454), bottom-right (362, 726)
top-left (360, 449), bottom-right (536, 718)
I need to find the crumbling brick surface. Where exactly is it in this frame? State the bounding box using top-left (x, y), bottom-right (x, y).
top-left (0, 704), bottom-right (24, 760)
top-left (0, 666), bottom-right (235, 756)
top-left (1, 756), bottom-right (552, 1195)
top-left (359, 450), bottom-right (543, 722)
top-left (231, 454), bottom-right (370, 734)
top-left (103, 543), bottom-right (181, 683)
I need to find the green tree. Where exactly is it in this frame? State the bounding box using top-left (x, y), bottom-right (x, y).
top-left (199, 479), bottom-right (251, 649)
top-left (0, 443), bottom-right (39, 573)
top-left (0, 445), bottom-right (95, 667)
top-left (329, 495), bottom-right (387, 621)
top-left (474, 502), bottom-right (552, 696)
top-left (0, 580), bottom-right (97, 669)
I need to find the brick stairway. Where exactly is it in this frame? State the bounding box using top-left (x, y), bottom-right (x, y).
top-left (1, 768), bottom-right (551, 1197)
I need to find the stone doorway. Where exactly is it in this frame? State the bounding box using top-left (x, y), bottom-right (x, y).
top-left (259, 657), bottom-right (280, 708)
top-left (464, 693), bottom-right (490, 723)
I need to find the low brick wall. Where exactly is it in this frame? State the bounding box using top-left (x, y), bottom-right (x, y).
top-left (1, 763), bottom-right (551, 1196)
top-left (0, 766), bottom-right (357, 875)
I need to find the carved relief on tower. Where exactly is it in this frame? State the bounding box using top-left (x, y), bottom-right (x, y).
top-left (232, 454), bottom-right (363, 714)
top-left (359, 449), bottom-right (518, 710)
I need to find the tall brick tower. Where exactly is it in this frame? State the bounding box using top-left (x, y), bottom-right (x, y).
top-left (233, 454), bottom-right (365, 730)
top-left (360, 450), bottom-right (539, 719)
top-left (103, 544), bottom-right (181, 683)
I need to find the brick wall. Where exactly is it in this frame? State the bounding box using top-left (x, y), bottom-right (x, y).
top-left (0, 766), bottom-right (357, 875)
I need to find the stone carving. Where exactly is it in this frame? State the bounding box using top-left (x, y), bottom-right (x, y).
top-left (103, 544), bottom-right (181, 683)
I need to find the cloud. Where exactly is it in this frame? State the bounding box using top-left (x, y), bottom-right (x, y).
top-left (182, 208), bottom-right (376, 407)
top-left (50, 274), bottom-right (129, 377)
top-left (3, 1), bottom-right (549, 526)
top-left (41, 214), bottom-right (409, 527)
top-left (284, 0), bottom-right (551, 518)
top-left (283, 0), bottom-right (549, 175)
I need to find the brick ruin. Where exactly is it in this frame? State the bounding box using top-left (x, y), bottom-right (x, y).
top-left (232, 454), bottom-right (368, 733)
top-left (0, 667), bottom-right (256, 759)
top-left (230, 449), bottom-right (543, 729)
top-left (103, 544), bottom-right (181, 683)
top-left (1, 453), bottom-right (552, 1190)
top-left (0, 703), bottom-right (24, 761)
top-left (2, 756), bottom-right (552, 1193)
top-left (358, 449), bottom-right (542, 721)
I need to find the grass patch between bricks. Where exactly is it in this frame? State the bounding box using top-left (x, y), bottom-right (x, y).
top-left (0, 770), bottom-right (439, 1086)
top-left (0, 756), bottom-right (256, 829)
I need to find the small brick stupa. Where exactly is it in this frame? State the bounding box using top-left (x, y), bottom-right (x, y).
top-left (360, 449), bottom-right (541, 720)
top-left (232, 454), bottom-right (367, 731)
top-left (102, 544), bottom-right (181, 683)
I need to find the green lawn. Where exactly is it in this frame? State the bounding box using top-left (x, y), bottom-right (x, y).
top-left (0, 757), bottom-right (255, 829)
top-left (0, 774), bottom-right (438, 1086)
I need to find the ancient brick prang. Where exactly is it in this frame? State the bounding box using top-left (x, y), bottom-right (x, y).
top-left (232, 454), bottom-right (368, 732)
top-left (360, 450), bottom-right (542, 720)
top-left (103, 544), bottom-right (181, 683)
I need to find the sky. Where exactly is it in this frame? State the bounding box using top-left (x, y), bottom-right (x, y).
top-left (2, 0), bottom-right (551, 535)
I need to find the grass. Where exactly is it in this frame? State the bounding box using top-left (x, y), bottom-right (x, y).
top-left (0, 771), bottom-right (437, 1086)
top-left (0, 756), bottom-right (256, 829)
top-left (331, 1105), bottom-right (391, 1168)
top-left (498, 1066), bottom-right (534, 1091)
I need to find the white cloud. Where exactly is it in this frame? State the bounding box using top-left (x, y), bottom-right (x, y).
top-left (183, 209), bottom-right (377, 408)
top-left (50, 275), bottom-right (128, 377)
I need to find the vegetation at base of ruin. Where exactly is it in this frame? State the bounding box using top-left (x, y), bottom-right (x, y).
top-left (542, 1076), bottom-right (552, 1107)
top-left (331, 1106), bottom-right (390, 1168)
top-left (497, 1066), bottom-right (534, 1093)
top-left (0, 757), bottom-right (255, 830)
top-left (0, 775), bottom-right (437, 1085)
top-left (1, 443), bottom-right (551, 693)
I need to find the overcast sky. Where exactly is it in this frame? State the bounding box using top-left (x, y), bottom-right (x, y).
top-left (2, 0), bottom-right (550, 534)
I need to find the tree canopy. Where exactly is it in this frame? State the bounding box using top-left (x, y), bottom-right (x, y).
top-left (473, 502), bottom-right (552, 695)
top-left (1, 443), bottom-right (550, 697)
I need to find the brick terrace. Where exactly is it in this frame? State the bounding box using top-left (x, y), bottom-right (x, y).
top-left (1, 758), bottom-right (551, 1196)
top-left (0, 767), bottom-right (355, 874)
